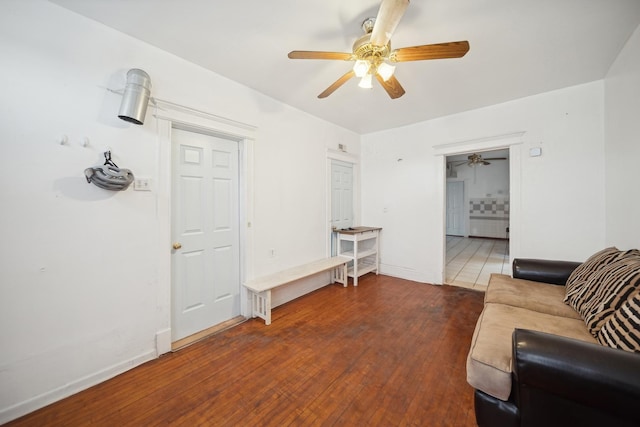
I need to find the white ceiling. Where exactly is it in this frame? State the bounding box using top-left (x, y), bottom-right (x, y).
top-left (52, 0), bottom-right (640, 134)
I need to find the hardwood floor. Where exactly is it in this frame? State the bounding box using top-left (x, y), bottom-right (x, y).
top-left (7, 274), bottom-right (485, 427)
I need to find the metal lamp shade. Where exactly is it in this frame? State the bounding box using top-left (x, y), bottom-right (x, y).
top-left (118, 69), bottom-right (151, 125)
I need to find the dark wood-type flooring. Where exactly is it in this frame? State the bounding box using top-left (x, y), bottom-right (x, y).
top-left (8, 274), bottom-right (485, 426)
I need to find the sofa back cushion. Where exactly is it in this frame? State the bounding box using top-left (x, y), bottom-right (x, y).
top-left (566, 249), bottom-right (640, 337)
top-left (564, 247), bottom-right (620, 309)
top-left (598, 288), bottom-right (640, 353)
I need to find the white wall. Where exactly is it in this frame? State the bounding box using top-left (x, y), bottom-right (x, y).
top-left (605, 23), bottom-right (640, 249)
top-left (361, 81), bottom-right (606, 284)
top-left (0, 1), bottom-right (359, 422)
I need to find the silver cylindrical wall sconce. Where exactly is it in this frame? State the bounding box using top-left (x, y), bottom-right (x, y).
top-left (118, 69), bottom-right (151, 125)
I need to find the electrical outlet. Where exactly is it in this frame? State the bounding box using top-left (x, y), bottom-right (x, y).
top-left (134, 178), bottom-right (152, 191)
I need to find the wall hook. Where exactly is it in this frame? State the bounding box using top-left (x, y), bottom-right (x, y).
top-left (103, 150), bottom-right (118, 167)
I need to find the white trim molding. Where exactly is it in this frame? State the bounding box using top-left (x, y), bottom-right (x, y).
top-left (153, 98), bottom-right (257, 140)
top-left (0, 350), bottom-right (156, 424)
top-left (434, 131), bottom-right (526, 285)
top-left (153, 101), bottom-right (256, 350)
top-left (433, 131), bottom-right (525, 156)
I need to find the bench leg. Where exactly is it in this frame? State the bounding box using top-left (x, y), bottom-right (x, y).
top-left (264, 290), bottom-right (271, 325)
top-left (251, 290), bottom-right (272, 325)
top-left (250, 291), bottom-right (258, 319)
top-left (332, 263), bottom-right (348, 287)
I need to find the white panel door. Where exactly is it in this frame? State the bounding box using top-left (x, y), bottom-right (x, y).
top-left (446, 181), bottom-right (465, 236)
top-left (331, 160), bottom-right (354, 230)
top-left (171, 128), bottom-right (240, 341)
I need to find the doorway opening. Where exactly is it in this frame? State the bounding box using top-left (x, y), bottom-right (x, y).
top-left (433, 132), bottom-right (523, 289)
top-left (444, 149), bottom-right (510, 290)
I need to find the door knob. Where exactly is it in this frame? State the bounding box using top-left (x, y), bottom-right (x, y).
top-left (173, 243), bottom-right (182, 250)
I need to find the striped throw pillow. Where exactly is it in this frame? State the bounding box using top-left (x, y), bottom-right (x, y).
top-left (564, 247), bottom-right (620, 310)
top-left (580, 251), bottom-right (640, 336)
top-left (597, 289), bottom-right (640, 353)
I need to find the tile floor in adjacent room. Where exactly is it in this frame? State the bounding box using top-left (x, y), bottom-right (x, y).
top-left (446, 236), bottom-right (511, 291)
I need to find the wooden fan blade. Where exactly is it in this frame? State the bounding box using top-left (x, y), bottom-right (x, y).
top-left (484, 157), bottom-right (507, 161)
top-left (288, 51), bottom-right (353, 60)
top-left (392, 41), bottom-right (470, 62)
top-left (318, 70), bottom-right (356, 98)
top-left (370, 0), bottom-right (410, 47)
top-left (375, 74), bottom-right (405, 99)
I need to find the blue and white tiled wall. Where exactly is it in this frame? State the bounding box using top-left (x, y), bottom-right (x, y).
top-left (469, 198), bottom-right (510, 238)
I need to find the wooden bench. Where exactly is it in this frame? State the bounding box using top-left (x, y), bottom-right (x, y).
top-left (244, 256), bottom-right (350, 325)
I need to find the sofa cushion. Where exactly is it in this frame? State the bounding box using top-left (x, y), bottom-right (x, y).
top-left (466, 303), bottom-right (597, 401)
top-left (583, 252), bottom-right (640, 336)
top-left (565, 250), bottom-right (640, 336)
top-left (597, 289), bottom-right (640, 353)
top-left (486, 273), bottom-right (581, 320)
top-left (564, 247), bottom-right (620, 309)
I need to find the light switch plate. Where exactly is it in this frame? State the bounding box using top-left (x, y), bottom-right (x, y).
top-left (134, 178), bottom-right (152, 191)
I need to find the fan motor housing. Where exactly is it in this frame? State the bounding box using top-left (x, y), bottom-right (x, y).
top-left (352, 34), bottom-right (391, 61)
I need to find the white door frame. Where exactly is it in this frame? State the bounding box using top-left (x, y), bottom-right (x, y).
top-left (154, 100), bottom-right (256, 354)
top-left (434, 132), bottom-right (524, 284)
top-left (326, 149), bottom-right (360, 256)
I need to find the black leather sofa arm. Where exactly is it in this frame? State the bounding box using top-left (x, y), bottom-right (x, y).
top-left (512, 258), bottom-right (581, 285)
top-left (512, 329), bottom-right (640, 426)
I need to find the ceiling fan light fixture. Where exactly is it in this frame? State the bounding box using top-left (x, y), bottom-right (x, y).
top-left (353, 60), bottom-right (370, 78)
top-left (358, 73), bottom-right (373, 89)
top-left (287, 0), bottom-right (470, 99)
top-left (377, 61), bottom-right (396, 81)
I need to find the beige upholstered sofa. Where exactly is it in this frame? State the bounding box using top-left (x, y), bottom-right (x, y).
top-left (467, 249), bottom-right (640, 427)
top-left (467, 273), bottom-right (597, 401)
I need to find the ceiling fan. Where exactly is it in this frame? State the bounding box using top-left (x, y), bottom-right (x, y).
top-left (451, 153), bottom-right (508, 167)
top-left (287, 0), bottom-right (470, 99)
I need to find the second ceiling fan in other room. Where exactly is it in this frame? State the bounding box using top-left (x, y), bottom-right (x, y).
top-left (287, 0), bottom-right (470, 99)
top-left (452, 153), bottom-right (508, 167)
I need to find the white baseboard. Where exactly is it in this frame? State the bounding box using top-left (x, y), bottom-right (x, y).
top-left (379, 263), bottom-right (438, 284)
top-left (0, 350), bottom-right (156, 425)
top-left (156, 328), bottom-right (172, 355)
